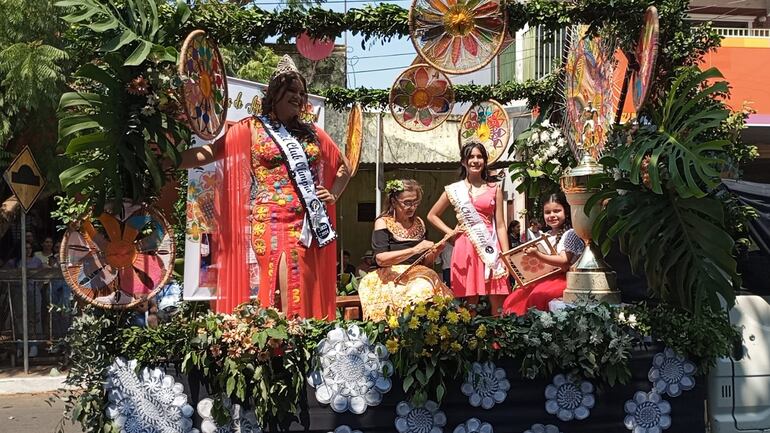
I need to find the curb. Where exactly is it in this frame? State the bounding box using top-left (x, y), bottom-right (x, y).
top-left (0, 376), bottom-right (68, 395)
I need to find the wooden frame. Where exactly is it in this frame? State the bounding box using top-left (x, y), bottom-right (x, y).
top-left (501, 234), bottom-right (561, 288)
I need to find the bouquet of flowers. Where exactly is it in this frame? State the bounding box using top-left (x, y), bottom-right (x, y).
top-left (509, 119), bottom-right (576, 198)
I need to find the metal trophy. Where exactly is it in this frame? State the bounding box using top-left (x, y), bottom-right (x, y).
top-left (559, 105), bottom-right (620, 304)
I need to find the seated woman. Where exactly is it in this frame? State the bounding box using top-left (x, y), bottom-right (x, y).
top-left (358, 179), bottom-right (452, 321)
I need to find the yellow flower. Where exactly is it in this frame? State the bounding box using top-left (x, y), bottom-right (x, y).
top-left (459, 308), bottom-right (471, 323)
top-left (434, 295), bottom-right (451, 308)
top-left (450, 342), bottom-right (462, 352)
top-left (386, 338), bottom-right (399, 354)
top-left (420, 349), bottom-right (431, 357)
top-left (446, 311), bottom-right (459, 324)
top-left (414, 305), bottom-right (427, 318)
top-left (425, 334), bottom-right (438, 346)
top-left (278, 198), bottom-right (287, 206)
top-left (427, 309), bottom-right (440, 322)
top-left (468, 337), bottom-right (478, 349)
top-left (387, 315), bottom-right (399, 329)
top-left (408, 317), bottom-right (420, 330)
top-left (475, 324), bottom-right (487, 339)
top-left (439, 325), bottom-right (450, 340)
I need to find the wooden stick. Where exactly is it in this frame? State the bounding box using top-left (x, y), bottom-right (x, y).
top-left (393, 231), bottom-right (456, 284)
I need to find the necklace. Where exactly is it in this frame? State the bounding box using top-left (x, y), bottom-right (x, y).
top-left (384, 216), bottom-right (425, 240)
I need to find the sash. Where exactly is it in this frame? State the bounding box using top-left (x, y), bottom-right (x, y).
top-left (258, 116), bottom-right (336, 248)
top-left (445, 181), bottom-right (507, 279)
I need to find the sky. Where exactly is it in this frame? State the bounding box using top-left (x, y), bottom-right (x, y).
top-left (251, 0), bottom-right (417, 88)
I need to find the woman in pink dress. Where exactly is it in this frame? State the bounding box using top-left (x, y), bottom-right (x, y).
top-left (427, 142), bottom-right (510, 315)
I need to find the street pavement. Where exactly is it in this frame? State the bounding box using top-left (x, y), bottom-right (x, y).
top-left (0, 392), bottom-right (82, 433)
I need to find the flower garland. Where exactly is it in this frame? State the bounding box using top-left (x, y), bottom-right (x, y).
top-left (61, 300), bottom-right (738, 433)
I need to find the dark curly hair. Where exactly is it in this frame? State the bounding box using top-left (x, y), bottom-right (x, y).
top-left (261, 71), bottom-right (317, 143)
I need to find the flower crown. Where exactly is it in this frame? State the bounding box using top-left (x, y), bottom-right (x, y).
top-left (384, 180), bottom-right (405, 195)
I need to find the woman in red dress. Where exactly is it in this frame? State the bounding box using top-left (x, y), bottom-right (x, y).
top-left (180, 56), bottom-right (351, 318)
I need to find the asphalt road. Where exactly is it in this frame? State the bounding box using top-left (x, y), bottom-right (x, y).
top-left (0, 393), bottom-right (82, 433)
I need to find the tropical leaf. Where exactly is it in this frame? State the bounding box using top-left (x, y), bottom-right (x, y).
top-left (616, 67), bottom-right (729, 198)
top-left (591, 67), bottom-right (739, 314)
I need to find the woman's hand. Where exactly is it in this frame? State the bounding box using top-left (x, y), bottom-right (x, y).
top-left (523, 246), bottom-right (539, 256)
top-left (412, 240), bottom-right (435, 255)
top-left (315, 186), bottom-right (336, 204)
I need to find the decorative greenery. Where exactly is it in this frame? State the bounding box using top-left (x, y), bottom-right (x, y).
top-left (319, 73), bottom-right (560, 110)
top-left (384, 179), bottom-right (405, 195)
top-left (59, 300), bottom-right (737, 433)
top-left (587, 67), bottom-right (740, 314)
top-left (55, 0), bottom-right (192, 212)
top-left (509, 118), bottom-right (576, 200)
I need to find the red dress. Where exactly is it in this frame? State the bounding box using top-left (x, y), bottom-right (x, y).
top-left (219, 117), bottom-right (340, 319)
top-left (451, 185), bottom-right (510, 297)
top-left (502, 229), bottom-right (584, 315)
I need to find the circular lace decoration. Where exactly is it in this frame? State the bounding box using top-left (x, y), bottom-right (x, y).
top-left (623, 391), bottom-right (672, 432)
top-left (105, 357), bottom-right (197, 433)
top-left (409, 0), bottom-right (507, 74)
top-left (460, 361), bottom-right (510, 409)
top-left (395, 400), bottom-right (447, 433)
top-left (308, 325), bottom-right (393, 414)
top-left (330, 426), bottom-right (363, 433)
top-left (544, 374), bottom-right (595, 421)
top-left (453, 418), bottom-right (493, 433)
top-left (389, 64), bottom-right (455, 132)
top-left (631, 6), bottom-right (660, 112)
top-left (523, 425), bottom-right (562, 433)
top-left (459, 100), bottom-right (510, 165)
top-left (197, 397), bottom-right (262, 433)
top-left (648, 347), bottom-right (696, 397)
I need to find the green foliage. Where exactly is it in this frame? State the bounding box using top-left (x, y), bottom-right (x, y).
top-left (0, 43), bottom-right (68, 113)
top-left (587, 67), bottom-right (741, 314)
top-left (56, 0), bottom-right (187, 65)
top-left (233, 46), bottom-right (280, 84)
top-left (61, 300), bottom-right (737, 432)
top-left (56, 0), bottom-right (192, 211)
top-left (320, 73), bottom-right (559, 110)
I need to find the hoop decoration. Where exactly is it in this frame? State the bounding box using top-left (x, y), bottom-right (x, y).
top-left (631, 6), bottom-right (659, 112)
top-left (297, 32), bottom-right (335, 61)
top-left (61, 202), bottom-right (175, 309)
top-left (345, 103), bottom-right (363, 177)
top-left (563, 25), bottom-right (618, 160)
top-left (178, 30), bottom-right (228, 140)
top-left (409, 0), bottom-right (507, 74)
top-left (390, 64), bottom-right (455, 132)
top-left (459, 100), bottom-right (510, 164)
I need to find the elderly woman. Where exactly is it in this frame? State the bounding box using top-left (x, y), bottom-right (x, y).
top-left (358, 179), bottom-right (451, 321)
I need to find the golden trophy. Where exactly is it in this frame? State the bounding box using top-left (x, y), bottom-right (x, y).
top-left (559, 105), bottom-right (620, 304)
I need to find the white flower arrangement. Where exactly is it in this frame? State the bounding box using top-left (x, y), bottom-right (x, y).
top-left (453, 418), bottom-right (493, 433)
top-left (648, 347), bottom-right (697, 397)
top-left (511, 119), bottom-right (575, 190)
top-left (523, 424), bottom-right (562, 433)
top-left (623, 391), bottom-right (672, 432)
top-left (308, 325), bottom-right (393, 414)
top-left (544, 374), bottom-right (595, 421)
top-left (460, 361), bottom-right (510, 409)
top-left (395, 400), bottom-right (447, 433)
top-left (105, 357), bottom-right (198, 433)
top-left (197, 397), bottom-right (262, 433)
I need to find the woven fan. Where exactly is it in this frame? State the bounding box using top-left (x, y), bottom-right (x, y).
top-left (563, 25), bottom-right (618, 160)
top-left (390, 64), bottom-right (455, 132)
top-left (60, 202), bottom-right (175, 309)
top-left (178, 30), bottom-right (229, 140)
top-left (631, 6), bottom-right (660, 112)
top-left (459, 100), bottom-right (510, 164)
top-left (345, 103), bottom-right (363, 177)
top-left (409, 0), bottom-right (507, 74)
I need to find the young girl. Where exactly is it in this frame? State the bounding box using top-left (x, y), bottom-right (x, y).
top-left (502, 193), bottom-right (585, 315)
top-left (428, 142), bottom-right (510, 315)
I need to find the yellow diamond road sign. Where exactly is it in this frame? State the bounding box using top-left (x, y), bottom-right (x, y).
top-left (3, 146), bottom-right (46, 213)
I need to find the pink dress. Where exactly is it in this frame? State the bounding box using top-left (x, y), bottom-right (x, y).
top-left (451, 185), bottom-right (510, 297)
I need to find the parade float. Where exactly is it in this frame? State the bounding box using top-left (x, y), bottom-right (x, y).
top-left (51, 0), bottom-right (751, 432)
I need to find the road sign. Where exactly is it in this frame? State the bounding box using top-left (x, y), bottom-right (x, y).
top-left (3, 146), bottom-right (45, 213)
